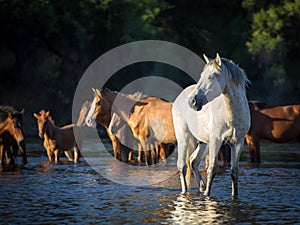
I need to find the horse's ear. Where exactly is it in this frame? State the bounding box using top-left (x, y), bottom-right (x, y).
top-left (20, 109), bottom-right (25, 114)
top-left (216, 53), bottom-right (221, 66)
top-left (103, 88), bottom-right (110, 93)
top-left (96, 88), bottom-right (101, 96)
top-left (45, 111), bottom-right (50, 117)
top-left (33, 113), bottom-right (39, 119)
top-left (203, 54), bottom-right (209, 64)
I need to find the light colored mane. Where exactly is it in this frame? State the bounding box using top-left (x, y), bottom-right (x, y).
top-left (207, 58), bottom-right (250, 90)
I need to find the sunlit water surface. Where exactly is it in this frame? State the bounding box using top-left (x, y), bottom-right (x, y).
top-left (0, 139), bottom-right (299, 224)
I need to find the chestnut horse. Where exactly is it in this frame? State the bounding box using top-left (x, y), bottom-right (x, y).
top-left (86, 88), bottom-right (178, 165)
top-left (33, 110), bottom-right (81, 162)
top-left (246, 104), bottom-right (300, 162)
top-left (0, 107), bottom-right (26, 165)
top-left (85, 89), bottom-right (151, 162)
top-left (109, 112), bottom-right (174, 163)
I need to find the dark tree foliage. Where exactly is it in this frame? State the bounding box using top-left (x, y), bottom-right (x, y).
top-left (0, 0), bottom-right (299, 135)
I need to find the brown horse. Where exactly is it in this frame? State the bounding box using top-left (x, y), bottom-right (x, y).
top-left (246, 104), bottom-right (300, 162)
top-left (33, 110), bottom-right (81, 162)
top-left (86, 88), bottom-right (177, 165)
top-left (109, 112), bottom-right (174, 163)
top-left (86, 88), bottom-right (151, 162)
top-left (0, 107), bottom-right (26, 165)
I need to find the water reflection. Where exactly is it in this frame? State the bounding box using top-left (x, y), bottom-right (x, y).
top-left (0, 141), bottom-right (299, 224)
top-left (167, 194), bottom-right (239, 224)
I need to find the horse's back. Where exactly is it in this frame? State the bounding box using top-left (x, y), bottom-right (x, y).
top-left (260, 105), bottom-right (300, 119)
top-left (250, 105), bottom-right (300, 141)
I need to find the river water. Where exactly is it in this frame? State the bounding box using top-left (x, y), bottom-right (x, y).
top-left (0, 138), bottom-right (299, 224)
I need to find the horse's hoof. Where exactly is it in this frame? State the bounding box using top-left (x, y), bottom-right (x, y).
top-left (231, 195), bottom-right (238, 200)
top-left (203, 191), bottom-right (210, 197)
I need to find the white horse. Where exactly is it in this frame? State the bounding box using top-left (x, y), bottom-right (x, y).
top-left (172, 53), bottom-right (250, 197)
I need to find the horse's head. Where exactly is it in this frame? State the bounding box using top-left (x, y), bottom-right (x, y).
top-left (76, 101), bottom-right (91, 126)
top-left (189, 53), bottom-right (227, 111)
top-left (3, 113), bottom-right (25, 146)
top-left (33, 110), bottom-right (50, 139)
top-left (86, 88), bottom-right (112, 127)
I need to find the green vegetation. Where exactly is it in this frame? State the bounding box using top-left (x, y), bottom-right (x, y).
top-left (0, 0), bottom-right (299, 132)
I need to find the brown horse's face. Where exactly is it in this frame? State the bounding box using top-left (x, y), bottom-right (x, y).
top-left (86, 88), bottom-right (113, 127)
top-left (3, 115), bottom-right (25, 145)
top-left (76, 101), bottom-right (90, 126)
top-left (94, 94), bottom-right (110, 119)
top-left (33, 111), bottom-right (50, 139)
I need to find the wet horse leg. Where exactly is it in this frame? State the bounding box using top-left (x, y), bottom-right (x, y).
top-left (0, 143), bottom-right (4, 165)
top-left (245, 135), bottom-right (260, 163)
top-left (204, 139), bottom-right (221, 196)
top-left (231, 140), bottom-right (243, 198)
top-left (73, 144), bottom-right (80, 163)
top-left (64, 149), bottom-right (74, 161)
top-left (190, 143), bottom-right (207, 192)
top-left (54, 149), bottom-right (60, 162)
top-left (173, 108), bottom-right (190, 194)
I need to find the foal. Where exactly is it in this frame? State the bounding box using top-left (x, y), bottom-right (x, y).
top-left (34, 111), bottom-right (80, 162)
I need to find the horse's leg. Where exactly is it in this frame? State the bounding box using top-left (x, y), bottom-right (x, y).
top-left (128, 149), bottom-right (132, 161)
top-left (120, 145), bottom-right (129, 162)
top-left (4, 145), bottom-right (14, 165)
top-left (138, 144), bottom-right (142, 162)
top-left (54, 149), bottom-right (59, 162)
top-left (73, 144), bottom-right (80, 163)
top-left (245, 134), bottom-right (260, 163)
top-left (159, 144), bottom-right (167, 161)
top-left (231, 140), bottom-right (243, 198)
top-left (47, 149), bottom-right (53, 161)
top-left (190, 143), bottom-right (207, 192)
top-left (151, 143), bottom-right (158, 164)
top-left (173, 108), bottom-right (190, 194)
top-left (64, 149), bottom-right (74, 161)
top-left (204, 139), bottom-right (222, 197)
top-left (0, 143), bottom-right (4, 165)
top-left (111, 135), bottom-right (121, 160)
top-left (140, 139), bottom-right (150, 166)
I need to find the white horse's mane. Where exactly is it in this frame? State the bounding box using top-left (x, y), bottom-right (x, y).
top-left (207, 58), bottom-right (250, 90)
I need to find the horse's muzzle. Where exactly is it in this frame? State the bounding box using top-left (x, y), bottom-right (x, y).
top-left (38, 132), bottom-right (43, 139)
top-left (86, 118), bottom-right (97, 128)
top-left (189, 96), bottom-right (202, 111)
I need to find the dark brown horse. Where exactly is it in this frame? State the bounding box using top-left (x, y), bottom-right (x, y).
top-left (34, 110), bottom-right (81, 162)
top-left (246, 104), bottom-right (300, 162)
top-left (0, 106), bottom-right (27, 165)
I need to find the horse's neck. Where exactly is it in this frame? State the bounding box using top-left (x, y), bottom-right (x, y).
top-left (44, 121), bottom-right (58, 139)
top-left (223, 85), bottom-right (246, 126)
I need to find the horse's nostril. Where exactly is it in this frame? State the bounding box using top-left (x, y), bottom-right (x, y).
top-left (189, 97), bottom-right (196, 107)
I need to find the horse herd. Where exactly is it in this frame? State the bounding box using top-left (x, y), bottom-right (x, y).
top-left (1, 54), bottom-right (300, 197)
